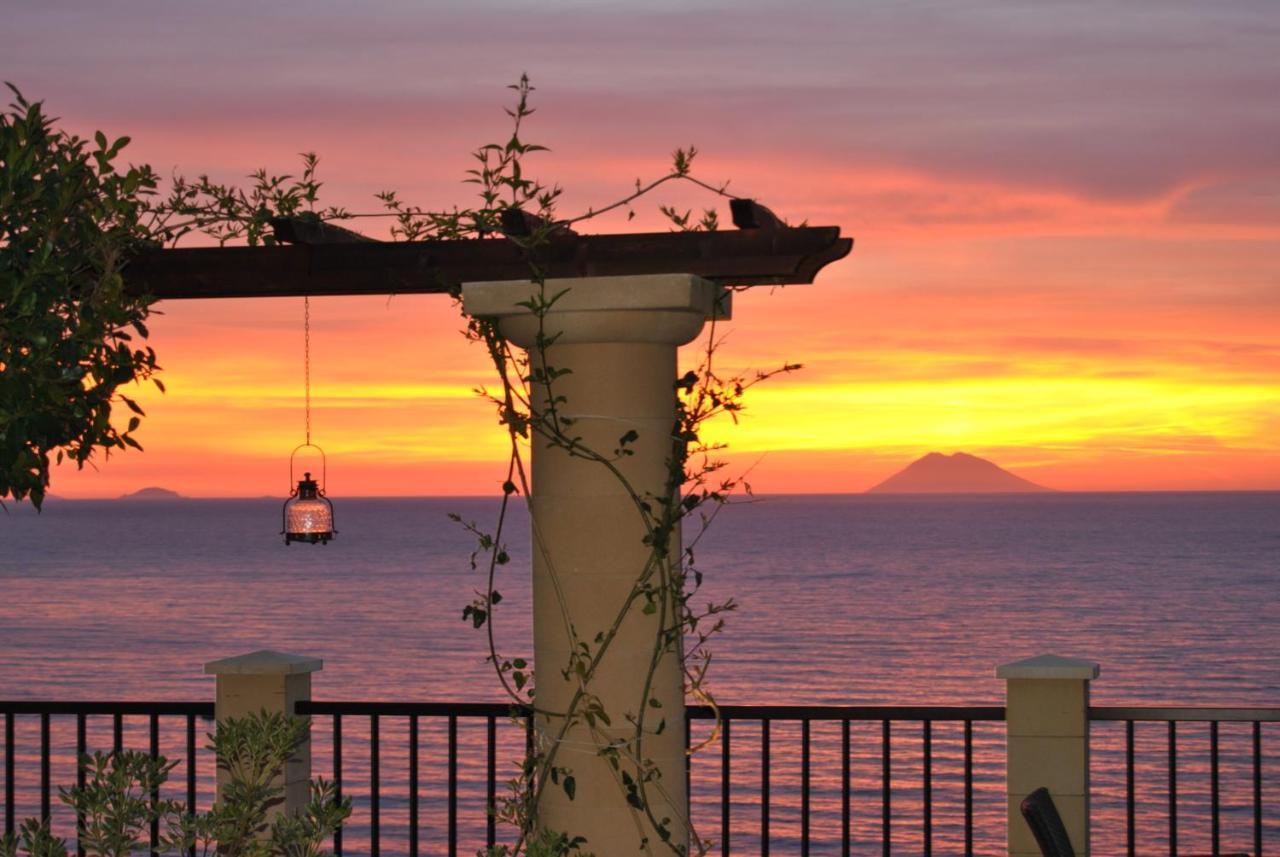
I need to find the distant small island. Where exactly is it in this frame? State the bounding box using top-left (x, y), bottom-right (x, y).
top-left (867, 452), bottom-right (1051, 494)
top-left (118, 487), bottom-right (184, 501)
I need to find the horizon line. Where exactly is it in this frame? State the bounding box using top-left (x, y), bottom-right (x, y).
top-left (37, 487), bottom-right (1280, 502)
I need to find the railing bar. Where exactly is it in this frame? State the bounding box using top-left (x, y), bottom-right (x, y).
top-left (113, 713), bottom-right (123, 754)
top-left (409, 714), bottom-right (419, 857)
top-left (1253, 721), bottom-right (1262, 857)
top-left (448, 714), bottom-right (458, 857)
top-left (1126, 720), bottom-right (1135, 857)
top-left (761, 719), bottom-right (770, 857)
top-left (720, 718), bottom-right (731, 857)
top-left (721, 721), bottom-right (732, 854)
top-left (685, 716), bottom-right (692, 809)
top-left (686, 716), bottom-right (696, 818)
top-left (690, 704), bottom-right (1008, 721)
top-left (5, 712), bottom-right (14, 835)
top-left (881, 719), bottom-right (891, 857)
top-left (298, 701), bottom-right (521, 718)
top-left (0, 702), bottom-right (213, 716)
top-left (842, 719), bottom-right (850, 857)
top-left (1168, 720), bottom-right (1177, 854)
top-left (333, 714), bottom-right (343, 857)
top-left (40, 712), bottom-right (50, 822)
top-left (149, 713), bottom-right (160, 856)
top-left (801, 718), bottom-right (811, 856)
top-left (1090, 705), bottom-right (1280, 722)
top-left (370, 714), bottom-right (380, 857)
top-left (186, 714), bottom-right (196, 857)
top-left (290, 701), bottom-right (1011, 721)
top-left (963, 720), bottom-right (973, 857)
top-left (486, 715), bottom-right (497, 850)
top-left (0, 699), bottom-right (986, 717)
top-left (77, 713), bottom-right (87, 857)
top-left (1210, 719), bottom-right (1219, 855)
top-left (15, 700), bottom-right (1274, 721)
top-left (923, 719), bottom-right (932, 857)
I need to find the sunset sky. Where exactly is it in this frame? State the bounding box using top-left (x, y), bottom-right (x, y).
top-left (10, 0), bottom-right (1279, 497)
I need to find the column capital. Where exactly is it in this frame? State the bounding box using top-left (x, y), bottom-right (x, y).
top-left (461, 273), bottom-right (728, 348)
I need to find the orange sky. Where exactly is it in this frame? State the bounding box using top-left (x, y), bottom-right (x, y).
top-left (13, 2), bottom-right (1279, 497)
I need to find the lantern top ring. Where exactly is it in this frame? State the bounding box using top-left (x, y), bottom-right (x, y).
top-left (289, 442), bottom-right (327, 489)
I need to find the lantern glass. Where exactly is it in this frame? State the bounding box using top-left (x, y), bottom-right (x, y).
top-left (282, 471), bottom-right (335, 544)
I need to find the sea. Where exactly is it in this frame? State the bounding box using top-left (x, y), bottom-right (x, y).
top-left (1, 492), bottom-right (1277, 855)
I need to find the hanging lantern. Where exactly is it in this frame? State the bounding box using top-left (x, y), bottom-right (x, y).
top-left (282, 296), bottom-right (336, 545)
top-left (283, 458), bottom-right (335, 544)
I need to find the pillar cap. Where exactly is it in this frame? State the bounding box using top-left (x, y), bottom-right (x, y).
top-left (204, 649), bottom-right (323, 676)
top-left (996, 654), bottom-right (1099, 680)
top-left (462, 273), bottom-right (723, 318)
top-left (461, 274), bottom-right (729, 348)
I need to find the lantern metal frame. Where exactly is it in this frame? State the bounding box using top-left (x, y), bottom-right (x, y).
top-left (282, 442), bottom-right (336, 545)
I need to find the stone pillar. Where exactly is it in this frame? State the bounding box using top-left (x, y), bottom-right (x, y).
top-left (462, 274), bottom-right (724, 854)
top-left (204, 649), bottom-right (322, 818)
top-left (998, 654), bottom-right (1099, 857)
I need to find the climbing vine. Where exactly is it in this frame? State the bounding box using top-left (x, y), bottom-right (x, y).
top-left (426, 78), bottom-right (801, 857)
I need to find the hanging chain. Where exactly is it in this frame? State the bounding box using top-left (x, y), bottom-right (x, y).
top-left (304, 295), bottom-right (311, 446)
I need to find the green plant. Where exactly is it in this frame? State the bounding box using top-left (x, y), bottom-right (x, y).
top-left (65, 751), bottom-right (182, 857)
top-left (0, 711), bottom-right (349, 857)
top-left (0, 818), bottom-right (69, 857)
top-left (0, 84), bottom-right (164, 509)
top-left (485, 828), bottom-right (593, 857)
top-left (173, 710), bottom-right (349, 857)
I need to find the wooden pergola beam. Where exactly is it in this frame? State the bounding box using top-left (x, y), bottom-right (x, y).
top-left (124, 226), bottom-right (852, 300)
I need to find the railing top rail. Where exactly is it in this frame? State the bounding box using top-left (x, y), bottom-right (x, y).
top-left (1091, 705), bottom-right (1280, 722)
top-left (297, 700), bottom-right (516, 717)
top-left (8, 700), bottom-right (1274, 723)
top-left (294, 700), bottom-right (1006, 721)
top-left (693, 704), bottom-right (1006, 721)
top-left (0, 701), bottom-right (213, 716)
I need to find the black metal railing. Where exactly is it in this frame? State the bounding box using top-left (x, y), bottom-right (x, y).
top-left (296, 701), bottom-right (1007, 857)
top-left (688, 704), bottom-right (1006, 857)
top-left (6, 699), bottom-right (1276, 856)
top-left (1090, 706), bottom-right (1278, 857)
top-left (0, 701), bottom-right (215, 855)
top-left (296, 701), bottom-right (522, 857)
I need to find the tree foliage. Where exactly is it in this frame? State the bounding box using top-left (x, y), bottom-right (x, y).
top-left (0, 85), bottom-right (162, 509)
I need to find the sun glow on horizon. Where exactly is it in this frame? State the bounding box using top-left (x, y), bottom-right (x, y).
top-left (16, 2), bottom-right (1279, 500)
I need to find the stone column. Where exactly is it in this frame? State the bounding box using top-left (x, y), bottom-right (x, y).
top-left (462, 274), bottom-right (724, 854)
top-left (998, 654), bottom-right (1099, 857)
top-left (204, 649), bottom-right (322, 818)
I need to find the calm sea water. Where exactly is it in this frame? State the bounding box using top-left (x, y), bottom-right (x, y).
top-left (1, 493), bottom-right (1277, 854)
